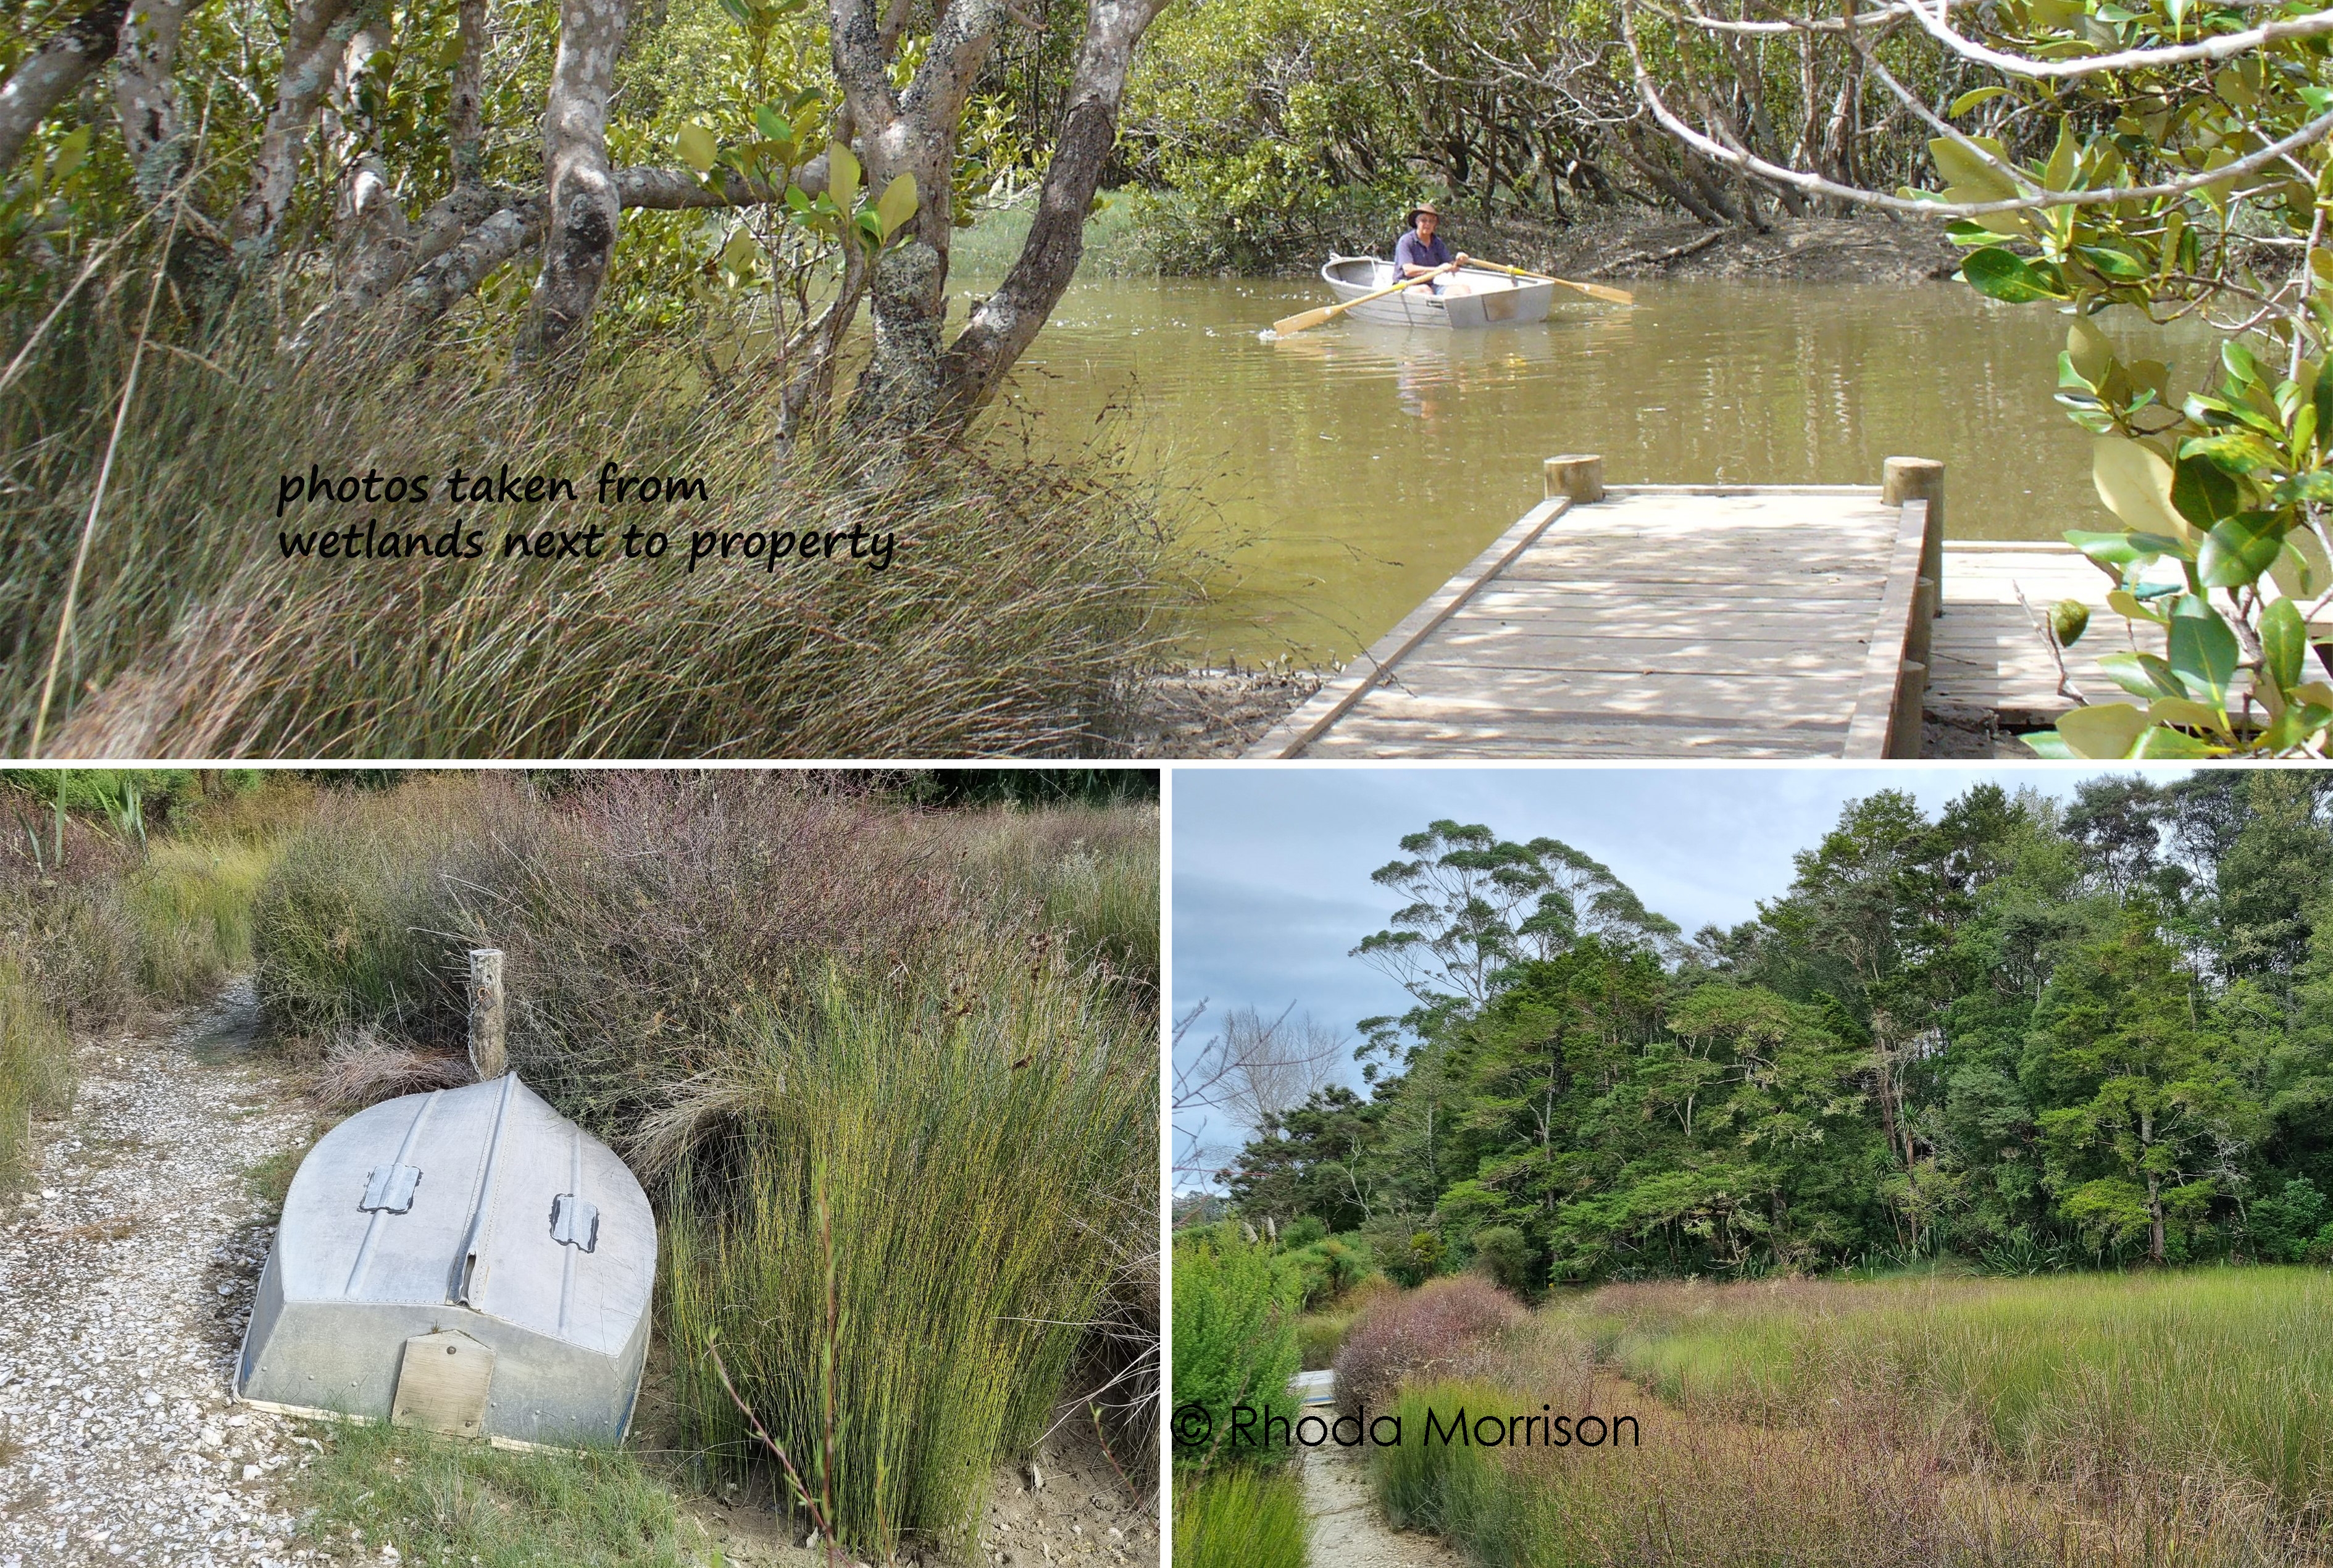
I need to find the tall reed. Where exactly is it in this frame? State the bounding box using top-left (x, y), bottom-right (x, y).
top-left (663, 945), bottom-right (1155, 1557)
top-left (1174, 1467), bottom-right (1306, 1568)
top-left (4, 287), bottom-right (1169, 759)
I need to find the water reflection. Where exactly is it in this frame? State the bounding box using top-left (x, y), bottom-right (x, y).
top-left (967, 273), bottom-right (2213, 665)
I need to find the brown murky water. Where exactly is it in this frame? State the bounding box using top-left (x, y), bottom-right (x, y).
top-left (973, 275), bottom-right (2213, 667)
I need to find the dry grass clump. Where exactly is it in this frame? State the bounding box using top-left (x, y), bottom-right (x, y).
top-left (1333, 1275), bottom-right (1527, 1422)
top-left (4, 291), bottom-right (1171, 759)
top-left (310, 1022), bottom-right (475, 1110)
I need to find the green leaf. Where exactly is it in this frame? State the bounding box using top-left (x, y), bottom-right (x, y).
top-left (2066, 527), bottom-right (2191, 567)
top-left (2182, 430), bottom-right (2285, 474)
top-left (2262, 596), bottom-right (2308, 692)
top-left (2107, 588), bottom-right (2168, 625)
top-left (1960, 247), bottom-right (2066, 302)
top-left (2171, 452), bottom-right (2239, 528)
top-left (827, 142), bottom-right (859, 213)
top-left (2224, 339), bottom-right (2262, 387)
top-left (2148, 695), bottom-right (2229, 732)
top-left (2042, 120), bottom-right (2077, 192)
top-left (1950, 86), bottom-right (2013, 115)
top-left (2066, 316), bottom-right (2113, 385)
top-left (677, 123), bottom-right (718, 173)
top-left (2071, 244), bottom-right (2149, 281)
top-left (2272, 470), bottom-right (2333, 505)
top-left (753, 106), bottom-right (793, 143)
top-left (2094, 436), bottom-right (2190, 541)
top-left (50, 126), bottom-right (90, 181)
top-left (2131, 725), bottom-right (2221, 758)
top-left (1929, 135), bottom-right (2021, 201)
top-left (2261, 703), bottom-right (2333, 752)
top-left (872, 172), bottom-right (919, 240)
top-left (2197, 512), bottom-right (2284, 587)
top-left (2056, 703), bottom-right (2150, 758)
top-left (2314, 356), bottom-right (2333, 456)
top-left (2020, 730), bottom-right (2077, 758)
top-left (2098, 649), bottom-right (2185, 702)
top-left (2168, 598), bottom-right (2242, 700)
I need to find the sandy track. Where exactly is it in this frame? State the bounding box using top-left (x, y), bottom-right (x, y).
top-left (1300, 1436), bottom-right (1465, 1568)
top-left (0, 980), bottom-right (315, 1568)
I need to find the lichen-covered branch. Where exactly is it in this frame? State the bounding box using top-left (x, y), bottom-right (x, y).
top-left (513, 0), bottom-right (630, 370)
top-left (232, 0), bottom-right (360, 254)
top-left (0, 0), bottom-right (130, 180)
top-left (937, 0), bottom-right (1169, 423)
top-left (112, 0), bottom-right (202, 204)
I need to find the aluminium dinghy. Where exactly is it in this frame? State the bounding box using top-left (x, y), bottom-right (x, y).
top-left (1320, 256), bottom-right (1556, 329)
top-left (235, 1069), bottom-right (656, 1448)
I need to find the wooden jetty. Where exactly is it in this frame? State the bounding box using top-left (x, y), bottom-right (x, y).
top-left (1246, 456), bottom-right (2134, 759)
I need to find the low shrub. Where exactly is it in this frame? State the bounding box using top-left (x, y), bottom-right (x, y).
top-left (1172, 1222), bottom-right (1304, 1470)
top-left (1333, 1275), bottom-right (1527, 1420)
top-left (250, 774), bottom-right (519, 1044)
top-left (1174, 1466), bottom-right (1306, 1568)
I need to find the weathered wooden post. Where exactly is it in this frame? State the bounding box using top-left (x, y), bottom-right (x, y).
top-left (1545, 453), bottom-right (1606, 504)
top-left (468, 947), bottom-right (506, 1080)
top-left (1880, 458), bottom-right (1945, 759)
top-left (1883, 457), bottom-right (1946, 638)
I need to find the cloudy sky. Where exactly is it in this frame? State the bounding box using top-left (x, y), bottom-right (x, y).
top-left (1169, 763), bottom-right (2186, 1186)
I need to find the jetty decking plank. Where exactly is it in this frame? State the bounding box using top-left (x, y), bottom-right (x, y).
top-left (1248, 468), bottom-right (1937, 759)
top-left (1930, 541), bottom-right (2166, 726)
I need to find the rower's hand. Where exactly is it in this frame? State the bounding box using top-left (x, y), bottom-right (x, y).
top-left (1454, 252), bottom-right (1471, 267)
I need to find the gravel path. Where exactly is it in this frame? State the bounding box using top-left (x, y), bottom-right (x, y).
top-left (1300, 1424), bottom-right (1464, 1568)
top-left (0, 979), bottom-right (317, 1568)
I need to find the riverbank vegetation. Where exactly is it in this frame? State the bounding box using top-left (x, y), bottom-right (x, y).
top-left (1222, 774), bottom-right (2333, 1283)
top-left (0, 769), bottom-right (288, 1190)
top-left (0, 767), bottom-right (1159, 1564)
top-left (1, 0), bottom-right (1180, 757)
top-left (1366, 1268), bottom-right (2333, 1564)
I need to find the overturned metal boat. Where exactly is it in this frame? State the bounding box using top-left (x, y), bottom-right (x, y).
top-left (236, 954), bottom-right (655, 1448)
top-left (1321, 255), bottom-right (1557, 329)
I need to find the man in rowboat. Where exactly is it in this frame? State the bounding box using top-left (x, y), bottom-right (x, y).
top-left (1395, 202), bottom-right (1471, 293)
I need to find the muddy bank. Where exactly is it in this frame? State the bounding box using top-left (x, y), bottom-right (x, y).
top-left (1459, 208), bottom-right (1963, 288)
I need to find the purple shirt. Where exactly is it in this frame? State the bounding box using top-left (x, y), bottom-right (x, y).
top-left (1395, 230), bottom-right (1453, 273)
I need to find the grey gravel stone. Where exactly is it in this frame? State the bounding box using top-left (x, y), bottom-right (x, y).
top-left (0, 980), bottom-right (315, 1568)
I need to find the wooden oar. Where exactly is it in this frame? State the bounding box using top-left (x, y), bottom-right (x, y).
top-left (1272, 262), bottom-right (1454, 336)
top-left (1485, 261), bottom-right (1634, 306)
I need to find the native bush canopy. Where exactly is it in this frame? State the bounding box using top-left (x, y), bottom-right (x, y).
top-left (1221, 776), bottom-right (2333, 1287)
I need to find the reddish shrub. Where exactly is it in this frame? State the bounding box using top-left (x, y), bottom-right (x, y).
top-left (1332, 1274), bottom-right (1527, 1419)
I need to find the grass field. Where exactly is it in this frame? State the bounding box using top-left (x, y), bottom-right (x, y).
top-left (1369, 1270), bottom-right (2333, 1567)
